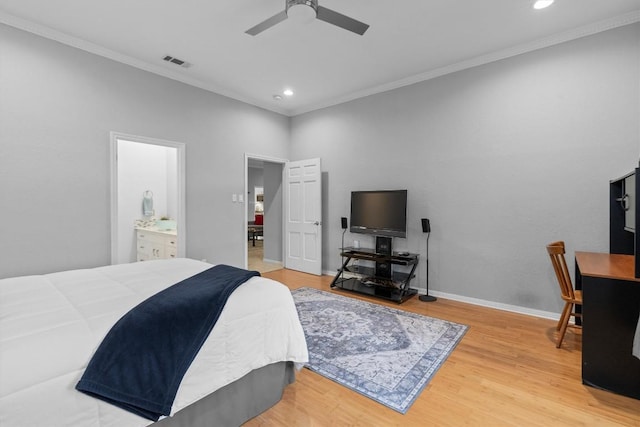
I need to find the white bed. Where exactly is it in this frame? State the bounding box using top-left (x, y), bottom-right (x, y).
top-left (0, 258), bottom-right (308, 427)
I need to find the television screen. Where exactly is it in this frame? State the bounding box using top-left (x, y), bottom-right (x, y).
top-left (350, 190), bottom-right (407, 238)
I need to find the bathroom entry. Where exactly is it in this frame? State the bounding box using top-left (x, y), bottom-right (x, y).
top-left (110, 132), bottom-right (186, 264)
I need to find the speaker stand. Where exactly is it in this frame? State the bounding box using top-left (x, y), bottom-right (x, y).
top-left (341, 227), bottom-right (347, 266)
top-left (420, 233), bottom-right (437, 302)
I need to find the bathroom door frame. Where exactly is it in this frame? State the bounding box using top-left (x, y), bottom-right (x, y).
top-left (109, 131), bottom-right (186, 264)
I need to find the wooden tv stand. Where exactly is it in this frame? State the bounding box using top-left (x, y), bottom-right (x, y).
top-left (330, 247), bottom-right (419, 303)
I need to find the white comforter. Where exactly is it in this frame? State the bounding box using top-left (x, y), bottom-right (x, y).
top-left (0, 258), bottom-right (308, 427)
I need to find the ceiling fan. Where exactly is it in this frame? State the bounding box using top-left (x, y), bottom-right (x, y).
top-left (245, 0), bottom-right (369, 36)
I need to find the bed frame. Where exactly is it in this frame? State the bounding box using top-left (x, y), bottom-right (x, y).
top-left (156, 362), bottom-right (294, 427)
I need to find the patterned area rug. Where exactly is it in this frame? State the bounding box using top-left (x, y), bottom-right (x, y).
top-left (291, 287), bottom-right (468, 413)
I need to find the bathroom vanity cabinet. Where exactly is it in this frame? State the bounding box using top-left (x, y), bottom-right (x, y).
top-left (136, 227), bottom-right (178, 261)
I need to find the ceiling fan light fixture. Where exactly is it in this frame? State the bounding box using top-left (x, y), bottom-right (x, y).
top-left (283, 89), bottom-right (294, 97)
top-left (287, 0), bottom-right (317, 22)
top-left (533, 0), bottom-right (555, 10)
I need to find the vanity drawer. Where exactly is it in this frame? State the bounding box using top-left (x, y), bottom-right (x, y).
top-left (137, 231), bottom-right (165, 245)
top-left (166, 247), bottom-right (177, 259)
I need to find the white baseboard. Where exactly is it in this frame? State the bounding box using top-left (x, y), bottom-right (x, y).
top-left (425, 290), bottom-right (560, 321)
top-left (320, 270), bottom-right (560, 321)
top-left (263, 258), bottom-right (283, 266)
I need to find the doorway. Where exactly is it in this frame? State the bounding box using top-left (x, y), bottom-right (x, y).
top-left (245, 154), bottom-right (286, 273)
top-left (244, 155), bottom-right (323, 276)
top-left (110, 132), bottom-right (186, 264)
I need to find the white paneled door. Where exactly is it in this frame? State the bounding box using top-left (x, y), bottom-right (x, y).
top-left (285, 158), bottom-right (322, 275)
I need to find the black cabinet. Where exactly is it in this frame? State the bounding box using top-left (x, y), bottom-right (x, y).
top-left (330, 247), bottom-right (418, 303)
top-left (575, 254), bottom-right (640, 401)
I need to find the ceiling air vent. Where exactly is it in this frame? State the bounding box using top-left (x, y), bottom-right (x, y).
top-left (162, 55), bottom-right (191, 68)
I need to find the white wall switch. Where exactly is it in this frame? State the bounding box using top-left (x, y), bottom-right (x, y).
top-left (232, 194), bottom-right (237, 202)
top-left (238, 194), bottom-right (244, 203)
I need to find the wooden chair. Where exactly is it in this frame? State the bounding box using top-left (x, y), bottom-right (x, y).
top-left (546, 241), bottom-right (582, 348)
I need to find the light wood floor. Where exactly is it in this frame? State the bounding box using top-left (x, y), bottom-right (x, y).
top-left (245, 269), bottom-right (640, 426)
top-left (248, 240), bottom-right (282, 274)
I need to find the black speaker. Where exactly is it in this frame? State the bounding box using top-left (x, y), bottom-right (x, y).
top-left (421, 218), bottom-right (431, 233)
top-left (375, 262), bottom-right (392, 278)
top-left (341, 217), bottom-right (348, 230)
top-left (375, 236), bottom-right (392, 256)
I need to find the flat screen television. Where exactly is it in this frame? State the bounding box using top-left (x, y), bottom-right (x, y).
top-left (350, 190), bottom-right (407, 238)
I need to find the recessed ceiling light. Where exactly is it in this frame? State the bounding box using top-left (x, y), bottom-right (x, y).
top-left (273, 94), bottom-right (283, 101)
top-left (533, 0), bottom-right (554, 10)
top-left (283, 89), bottom-right (294, 97)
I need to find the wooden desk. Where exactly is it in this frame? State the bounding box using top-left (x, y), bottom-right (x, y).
top-left (575, 251), bottom-right (640, 400)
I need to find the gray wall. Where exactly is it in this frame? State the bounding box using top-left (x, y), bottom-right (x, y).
top-left (263, 162), bottom-right (284, 262)
top-left (290, 23), bottom-right (640, 314)
top-left (0, 23), bottom-right (289, 278)
top-left (247, 166), bottom-right (264, 221)
top-left (2, 20), bottom-right (639, 317)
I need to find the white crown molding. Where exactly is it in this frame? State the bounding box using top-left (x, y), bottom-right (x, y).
top-left (0, 11), bottom-right (290, 116)
top-left (1, 10), bottom-right (638, 118)
top-left (291, 10), bottom-right (640, 116)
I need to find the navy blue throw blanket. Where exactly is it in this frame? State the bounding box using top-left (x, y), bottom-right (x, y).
top-left (76, 264), bottom-right (260, 421)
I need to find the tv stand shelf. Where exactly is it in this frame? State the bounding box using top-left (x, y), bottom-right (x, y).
top-left (330, 247), bottom-right (419, 303)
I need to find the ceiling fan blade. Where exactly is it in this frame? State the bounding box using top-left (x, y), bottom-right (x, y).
top-left (316, 6), bottom-right (369, 35)
top-left (245, 10), bottom-right (288, 36)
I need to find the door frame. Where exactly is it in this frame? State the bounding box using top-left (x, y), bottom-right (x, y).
top-left (244, 153), bottom-right (288, 270)
top-left (110, 131), bottom-right (186, 264)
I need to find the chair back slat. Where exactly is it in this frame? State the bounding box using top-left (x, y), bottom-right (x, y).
top-left (546, 241), bottom-right (576, 301)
